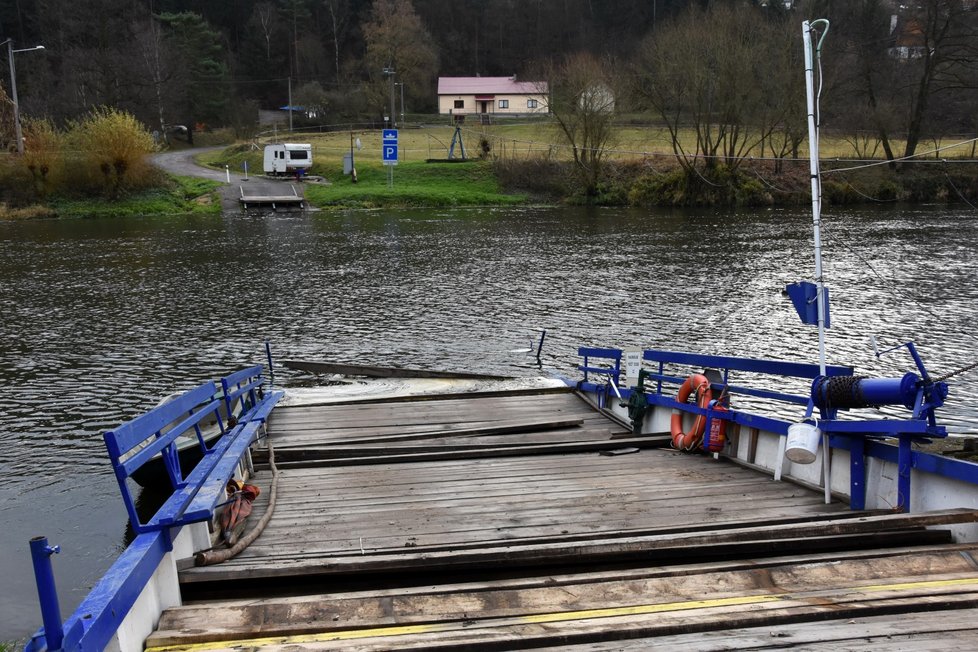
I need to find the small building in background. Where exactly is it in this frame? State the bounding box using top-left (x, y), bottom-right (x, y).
top-left (437, 76), bottom-right (549, 116)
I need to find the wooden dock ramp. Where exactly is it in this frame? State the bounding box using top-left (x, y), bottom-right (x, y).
top-left (239, 184), bottom-right (305, 209)
top-left (148, 388), bottom-right (978, 650)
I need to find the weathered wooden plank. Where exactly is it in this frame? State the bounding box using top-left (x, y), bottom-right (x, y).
top-left (255, 478), bottom-right (827, 516)
top-left (264, 453), bottom-right (773, 481)
top-left (154, 548), bottom-right (978, 648)
top-left (265, 415), bottom-right (589, 439)
top-left (541, 613), bottom-right (978, 651)
top-left (180, 510), bottom-right (973, 582)
top-left (272, 386), bottom-right (573, 411)
top-left (244, 484), bottom-right (841, 531)
top-left (148, 591), bottom-right (978, 651)
top-left (175, 542), bottom-right (978, 606)
top-left (272, 394), bottom-right (587, 415)
top-left (267, 406), bottom-right (594, 434)
top-left (262, 417), bottom-right (587, 449)
top-left (260, 436), bottom-right (671, 468)
top-left (280, 360), bottom-right (514, 380)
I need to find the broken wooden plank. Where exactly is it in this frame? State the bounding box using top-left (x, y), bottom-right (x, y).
top-left (154, 545), bottom-right (978, 648)
top-left (280, 360), bottom-right (513, 380)
top-left (179, 510), bottom-right (973, 583)
top-left (255, 436), bottom-right (670, 467)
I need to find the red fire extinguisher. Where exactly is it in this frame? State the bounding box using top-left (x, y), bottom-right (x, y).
top-left (702, 399), bottom-right (728, 453)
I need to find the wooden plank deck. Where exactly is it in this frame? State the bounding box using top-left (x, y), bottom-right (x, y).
top-left (153, 388), bottom-right (978, 649)
top-left (238, 184), bottom-right (305, 209)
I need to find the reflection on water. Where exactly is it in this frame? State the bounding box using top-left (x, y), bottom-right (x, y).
top-left (2, 204), bottom-right (977, 638)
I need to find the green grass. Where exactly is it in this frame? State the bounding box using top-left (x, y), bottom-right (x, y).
top-left (204, 117), bottom-right (943, 183)
top-left (303, 160), bottom-right (525, 208)
top-left (50, 175), bottom-right (222, 218)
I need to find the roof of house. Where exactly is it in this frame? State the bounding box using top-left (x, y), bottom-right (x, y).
top-left (437, 76), bottom-right (547, 95)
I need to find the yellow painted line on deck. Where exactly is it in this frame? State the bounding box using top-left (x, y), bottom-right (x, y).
top-left (145, 576), bottom-right (978, 651)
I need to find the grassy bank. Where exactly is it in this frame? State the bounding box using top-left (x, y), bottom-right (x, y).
top-left (1, 176), bottom-right (222, 219)
top-left (304, 160), bottom-right (526, 208)
top-left (4, 113), bottom-right (976, 217)
top-left (199, 119), bottom-right (977, 208)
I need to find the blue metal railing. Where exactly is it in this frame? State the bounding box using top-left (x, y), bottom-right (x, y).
top-left (576, 346), bottom-right (978, 512)
top-left (26, 362), bottom-right (284, 652)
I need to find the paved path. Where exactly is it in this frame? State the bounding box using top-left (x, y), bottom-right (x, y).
top-left (152, 147), bottom-right (307, 211)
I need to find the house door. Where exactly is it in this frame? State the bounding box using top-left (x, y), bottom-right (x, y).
top-left (479, 100), bottom-right (492, 113)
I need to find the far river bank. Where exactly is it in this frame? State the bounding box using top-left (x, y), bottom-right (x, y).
top-left (2, 146), bottom-right (977, 219)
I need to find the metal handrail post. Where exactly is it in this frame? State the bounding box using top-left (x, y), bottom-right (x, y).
top-left (29, 536), bottom-right (64, 650)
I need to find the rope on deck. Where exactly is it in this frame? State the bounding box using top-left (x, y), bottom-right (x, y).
top-left (195, 439), bottom-right (280, 566)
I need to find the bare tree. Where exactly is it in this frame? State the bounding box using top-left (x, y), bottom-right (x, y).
top-left (828, 0), bottom-right (978, 164)
top-left (635, 4), bottom-right (794, 174)
top-left (538, 52), bottom-right (618, 199)
top-left (362, 0), bottom-right (438, 114)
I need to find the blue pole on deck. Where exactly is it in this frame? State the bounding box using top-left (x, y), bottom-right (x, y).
top-left (535, 329), bottom-right (547, 366)
top-left (30, 536), bottom-right (64, 650)
top-left (265, 339), bottom-right (275, 389)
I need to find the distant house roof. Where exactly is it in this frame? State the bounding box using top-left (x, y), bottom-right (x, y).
top-left (437, 76), bottom-right (547, 95)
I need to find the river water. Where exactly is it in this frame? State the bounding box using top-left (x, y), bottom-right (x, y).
top-left (2, 204), bottom-right (977, 640)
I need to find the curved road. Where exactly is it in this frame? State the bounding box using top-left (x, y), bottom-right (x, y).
top-left (152, 147), bottom-right (231, 182)
top-left (152, 147), bottom-right (307, 211)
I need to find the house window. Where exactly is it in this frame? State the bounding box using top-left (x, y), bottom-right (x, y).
top-left (454, 100), bottom-right (464, 109)
top-left (498, 99), bottom-right (509, 109)
top-left (527, 99), bottom-right (538, 109)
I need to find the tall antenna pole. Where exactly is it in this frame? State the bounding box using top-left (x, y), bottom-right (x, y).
top-left (803, 19), bottom-right (829, 376)
top-left (288, 76), bottom-right (293, 133)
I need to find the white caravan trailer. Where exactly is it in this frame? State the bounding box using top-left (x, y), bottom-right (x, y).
top-left (263, 143), bottom-right (313, 175)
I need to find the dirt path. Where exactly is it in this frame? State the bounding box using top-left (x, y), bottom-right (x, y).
top-left (152, 147), bottom-right (308, 212)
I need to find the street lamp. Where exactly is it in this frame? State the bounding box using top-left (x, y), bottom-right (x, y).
top-left (3, 39), bottom-right (45, 154)
top-left (382, 67), bottom-right (396, 128)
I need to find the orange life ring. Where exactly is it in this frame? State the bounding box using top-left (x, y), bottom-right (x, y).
top-left (671, 374), bottom-right (712, 451)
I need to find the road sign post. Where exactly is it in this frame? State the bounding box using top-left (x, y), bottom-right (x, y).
top-left (382, 128), bottom-right (398, 188)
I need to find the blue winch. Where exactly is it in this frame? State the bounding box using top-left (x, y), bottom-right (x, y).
top-left (810, 340), bottom-right (948, 425)
top-left (811, 372), bottom-right (947, 413)
top-left (806, 340), bottom-right (951, 513)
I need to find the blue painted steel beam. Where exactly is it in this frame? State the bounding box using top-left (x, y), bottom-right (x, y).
top-left (578, 381), bottom-right (798, 437)
top-left (641, 372), bottom-right (811, 406)
top-left (830, 436), bottom-right (978, 486)
top-left (577, 347), bottom-right (623, 359)
top-left (849, 437), bottom-right (866, 510)
top-left (818, 419), bottom-right (941, 436)
top-left (643, 349), bottom-right (853, 379)
top-left (577, 365), bottom-right (618, 376)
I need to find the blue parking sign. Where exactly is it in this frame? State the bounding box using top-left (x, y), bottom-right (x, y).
top-left (382, 129), bottom-right (398, 165)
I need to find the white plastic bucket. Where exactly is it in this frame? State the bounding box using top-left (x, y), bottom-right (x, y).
top-left (785, 422), bottom-right (821, 464)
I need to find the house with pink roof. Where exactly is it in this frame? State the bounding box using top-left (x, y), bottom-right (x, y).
top-left (437, 76), bottom-right (549, 116)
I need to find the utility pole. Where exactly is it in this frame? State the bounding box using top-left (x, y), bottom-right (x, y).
top-left (397, 82), bottom-right (405, 125)
top-left (382, 67), bottom-right (396, 187)
top-left (383, 67), bottom-right (396, 128)
top-left (4, 39), bottom-right (45, 155)
top-left (288, 76), bottom-right (293, 133)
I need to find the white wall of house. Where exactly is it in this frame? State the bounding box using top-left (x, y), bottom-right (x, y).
top-left (438, 93), bottom-right (549, 115)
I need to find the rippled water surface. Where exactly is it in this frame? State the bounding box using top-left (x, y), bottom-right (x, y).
top-left (2, 204), bottom-right (977, 639)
